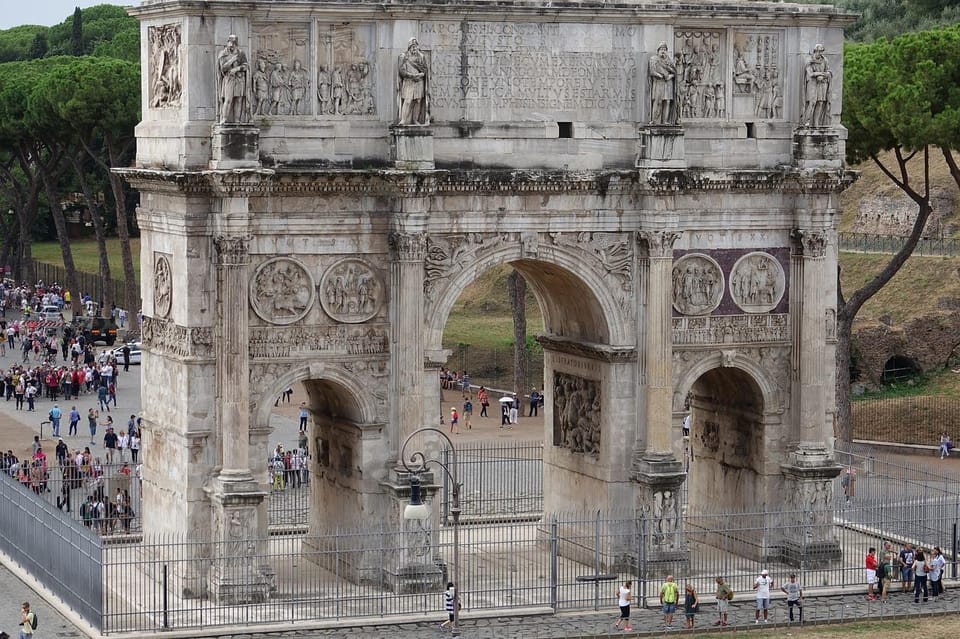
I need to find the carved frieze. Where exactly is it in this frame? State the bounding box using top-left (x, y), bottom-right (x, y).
top-left (652, 488), bottom-right (680, 548)
top-left (729, 252), bottom-right (786, 313)
top-left (549, 232), bottom-right (634, 293)
top-left (424, 233), bottom-right (507, 302)
top-left (731, 31), bottom-right (783, 119)
top-left (672, 253), bottom-right (723, 315)
top-left (249, 324), bottom-right (388, 359)
top-left (672, 313), bottom-right (790, 346)
top-left (317, 23), bottom-right (376, 116)
top-left (553, 372), bottom-right (601, 459)
top-left (153, 254), bottom-right (173, 319)
top-left (319, 258), bottom-right (384, 323)
top-left (253, 22), bottom-right (311, 116)
top-left (148, 24), bottom-right (182, 108)
top-left (674, 30), bottom-right (725, 119)
top-left (250, 257), bottom-right (315, 325)
top-left (140, 316), bottom-right (214, 359)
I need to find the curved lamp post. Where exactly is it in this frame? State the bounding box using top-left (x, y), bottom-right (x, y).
top-left (400, 427), bottom-right (461, 636)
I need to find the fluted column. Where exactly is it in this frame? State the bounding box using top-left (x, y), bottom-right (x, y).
top-left (639, 230), bottom-right (682, 457)
top-left (795, 229), bottom-right (828, 448)
top-left (213, 234), bottom-right (254, 480)
top-left (388, 232), bottom-right (428, 452)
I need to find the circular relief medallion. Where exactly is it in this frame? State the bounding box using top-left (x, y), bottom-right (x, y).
top-left (319, 258), bottom-right (384, 323)
top-left (153, 255), bottom-right (172, 318)
top-left (672, 253), bottom-right (724, 315)
top-left (250, 257), bottom-right (315, 325)
top-left (729, 251), bottom-right (786, 313)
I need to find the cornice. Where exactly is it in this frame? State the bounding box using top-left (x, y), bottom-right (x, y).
top-left (118, 166), bottom-right (858, 197)
top-left (536, 335), bottom-right (637, 363)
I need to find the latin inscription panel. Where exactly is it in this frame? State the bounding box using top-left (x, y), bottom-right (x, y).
top-left (417, 21), bottom-right (639, 121)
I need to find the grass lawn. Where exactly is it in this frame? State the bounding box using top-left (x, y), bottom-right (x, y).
top-left (32, 239), bottom-right (141, 282)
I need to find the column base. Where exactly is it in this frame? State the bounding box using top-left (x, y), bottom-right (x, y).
top-left (780, 447), bottom-right (843, 568)
top-left (636, 125), bottom-right (685, 169)
top-left (792, 126), bottom-right (842, 170)
top-left (391, 126), bottom-right (435, 170)
top-left (211, 124), bottom-right (261, 169)
top-left (634, 453), bottom-right (686, 560)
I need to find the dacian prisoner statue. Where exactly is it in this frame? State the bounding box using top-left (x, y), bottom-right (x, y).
top-left (801, 44), bottom-right (832, 127)
top-left (649, 42), bottom-right (678, 125)
top-left (217, 35), bottom-right (250, 124)
top-left (397, 37), bottom-right (430, 125)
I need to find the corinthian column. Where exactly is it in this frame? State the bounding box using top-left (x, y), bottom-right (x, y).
top-left (794, 229), bottom-right (829, 450)
top-left (639, 230), bottom-right (682, 458)
top-left (213, 234), bottom-right (255, 481)
top-left (388, 232), bottom-right (428, 452)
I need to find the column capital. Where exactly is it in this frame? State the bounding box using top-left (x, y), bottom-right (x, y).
top-left (388, 231), bottom-right (427, 261)
top-left (638, 230), bottom-right (682, 258)
top-left (792, 229), bottom-right (828, 258)
top-left (214, 234), bottom-right (253, 266)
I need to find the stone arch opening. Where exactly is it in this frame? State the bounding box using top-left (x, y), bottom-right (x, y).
top-left (255, 367), bottom-right (384, 535)
top-left (881, 355), bottom-right (920, 384)
top-left (686, 367), bottom-right (766, 513)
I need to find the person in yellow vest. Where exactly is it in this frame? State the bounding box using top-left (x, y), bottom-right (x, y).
top-left (63, 290), bottom-right (71, 306)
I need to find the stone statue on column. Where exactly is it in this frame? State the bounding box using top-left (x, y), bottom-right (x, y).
top-left (217, 35), bottom-right (251, 124)
top-left (397, 38), bottom-right (430, 126)
top-left (801, 44), bottom-right (832, 128)
top-left (649, 42), bottom-right (678, 125)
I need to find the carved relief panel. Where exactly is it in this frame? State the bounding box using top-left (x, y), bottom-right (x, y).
top-left (673, 30), bottom-right (726, 119)
top-left (731, 31), bottom-right (783, 120)
top-left (153, 253), bottom-right (173, 319)
top-left (552, 372), bottom-right (601, 458)
top-left (316, 23), bottom-right (376, 117)
top-left (252, 22), bottom-right (311, 117)
top-left (318, 258), bottom-right (384, 323)
top-left (729, 252), bottom-right (786, 313)
top-left (250, 257), bottom-right (315, 325)
top-left (672, 253), bottom-right (724, 316)
top-left (148, 24), bottom-right (182, 108)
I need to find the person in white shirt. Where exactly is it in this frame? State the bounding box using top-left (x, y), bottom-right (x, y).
top-left (117, 430), bottom-right (130, 462)
top-left (753, 569), bottom-right (774, 623)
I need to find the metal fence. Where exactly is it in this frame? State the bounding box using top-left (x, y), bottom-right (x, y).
top-left (852, 395), bottom-right (960, 446)
top-left (0, 470), bottom-right (102, 629)
top-left (27, 259), bottom-right (139, 312)
top-left (838, 232), bottom-right (960, 257)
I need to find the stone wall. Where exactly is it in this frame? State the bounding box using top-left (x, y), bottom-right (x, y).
top-left (853, 312), bottom-right (960, 388)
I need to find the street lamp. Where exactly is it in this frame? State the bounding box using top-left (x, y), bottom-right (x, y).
top-left (400, 427), bottom-right (462, 637)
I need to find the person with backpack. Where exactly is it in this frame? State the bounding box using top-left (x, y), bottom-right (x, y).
top-left (660, 574), bottom-right (679, 629)
top-left (713, 575), bottom-right (733, 627)
top-left (19, 601), bottom-right (37, 639)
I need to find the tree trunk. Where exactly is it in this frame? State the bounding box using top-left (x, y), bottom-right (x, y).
top-left (508, 269), bottom-right (528, 399)
top-left (0, 217), bottom-right (15, 275)
top-left (833, 311), bottom-right (854, 443)
top-left (38, 160), bottom-right (80, 311)
top-left (107, 141), bottom-right (138, 327)
top-left (68, 153), bottom-right (112, 315)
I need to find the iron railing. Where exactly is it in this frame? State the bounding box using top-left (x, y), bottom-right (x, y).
top-left (838, 232), bottom-right (960, 257)
top-left (852, 395), bottom-right (960, 447)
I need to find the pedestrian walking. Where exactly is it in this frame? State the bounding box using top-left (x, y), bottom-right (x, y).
top-left (477, 387), bottom-right (489, 418)
top-left (613, 579), bottom-right (632, 632)
top-left (439, 581), bottom-right (457, 631)
top-left (298, 403), bottom-right (308, 431)
top-left (754, 569), bottom-right (773, 623)
top-left (683, 583), bottom-right (700, 629)
top-left (782, 573), bottom-right (803, 622)
top-left (713, 576), bottom-right (732, 627)
top-left (660, 574), bottom-right (679, 629)
top-left (462, 397), bottom-right (473, 429)
top-left (449, 407), bottom-right (459, 434)
top-left (18, 601), bottom-right (35, 639)
top-left (528, 388), bottom-right (540, 417)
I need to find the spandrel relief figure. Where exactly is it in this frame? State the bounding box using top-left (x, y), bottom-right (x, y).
top-left (732, 47), bottom-right (755, 94)
top-left (801, 44), bottom-right (833, 127)
top-left (397, 37), bottom-right (430, 125)
top-left (217, 35), bottom-right (250, 124)
top-left (252, 59), bottom-right (269, 116)
top-left (288, 59), bottom-right (310, 115)
top-left (331, 67), bottom-right (344, 115)
top-left (649, 42), bottom-right (677, 125)
top-left (149, 24), bottom-right (182, 108)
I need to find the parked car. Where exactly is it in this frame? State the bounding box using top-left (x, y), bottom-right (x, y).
top-left (39, 305), bottom-right (64, 321)
top-left (113, 341), bottom-right (143, 366)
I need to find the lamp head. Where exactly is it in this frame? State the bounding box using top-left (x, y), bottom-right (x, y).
top-left (404, 474), bottom-right (431, 521)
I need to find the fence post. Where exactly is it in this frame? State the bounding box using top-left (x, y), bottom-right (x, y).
top-left (549, 514), bottom-right (558, 611)
top-left (593, 510), bottom-right (602, 610)
top-left (953, 522), bottom-right (958, 581)
top-left (162, 563), bottom-right (169, 629)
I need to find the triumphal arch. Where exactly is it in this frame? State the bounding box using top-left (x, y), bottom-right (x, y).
top-left (123, 0), bottom-right (854, 599)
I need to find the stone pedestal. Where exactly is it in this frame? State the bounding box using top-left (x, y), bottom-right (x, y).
top-left (379, 468), bottom-right (445, 593)
top-left (391, 126), bottom-right (435, 170)
top-left (792, 127), bottom-right (842, 170)
top-left (211, 124), bottom-right (261, 169)
top-left (779, 446), bottom-right (843, 567)
top-left (636, 126), bottom-right (685, 169)
top-left (207, 478), bottom-right (272, 604)
top-left (633, 454), bottom-right (688, 577)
